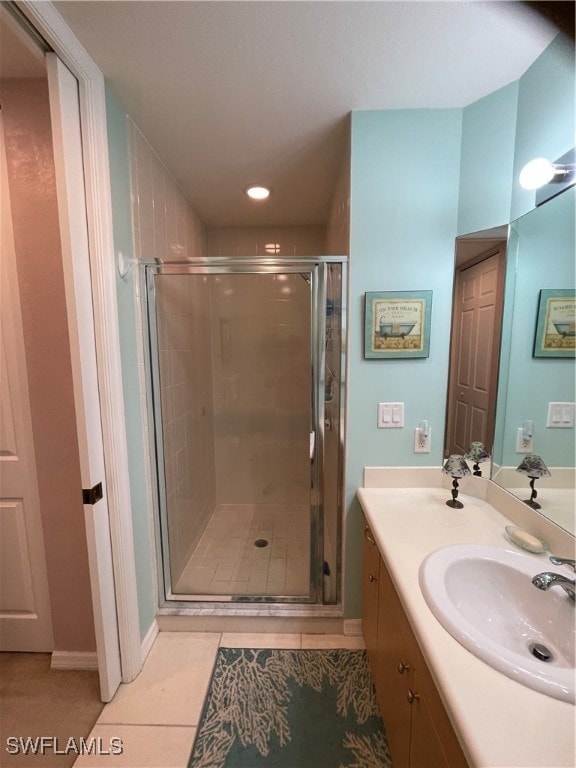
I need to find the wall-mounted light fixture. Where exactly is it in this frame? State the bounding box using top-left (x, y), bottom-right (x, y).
top-left (519, 148), bottom-right (575, 205)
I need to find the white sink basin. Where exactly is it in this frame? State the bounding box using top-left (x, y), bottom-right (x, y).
top-left (419, 544), bottom-right (575, 703)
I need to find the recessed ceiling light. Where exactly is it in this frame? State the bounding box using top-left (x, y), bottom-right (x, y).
top-left (245, 185), bottom-right (271, 200)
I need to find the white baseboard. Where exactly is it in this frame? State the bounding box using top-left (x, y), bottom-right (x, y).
top-left (51, 651), bottom-right (98, 671)
top-left (141, 618), bottom-right (159, 664)
top-left (343, 619), bottom-right (362, 636)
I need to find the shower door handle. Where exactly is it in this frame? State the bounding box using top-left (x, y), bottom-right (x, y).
top-left (310, 431), bottom-right (315, 460)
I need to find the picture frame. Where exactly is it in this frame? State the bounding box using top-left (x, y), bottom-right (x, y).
top-left (364, 290), bottom-right (432, 359)
top-left (533, 289), bottom-right (575, 358)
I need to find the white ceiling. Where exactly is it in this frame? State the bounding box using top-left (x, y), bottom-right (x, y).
top-left (47, 2), bottom-right (559, 226)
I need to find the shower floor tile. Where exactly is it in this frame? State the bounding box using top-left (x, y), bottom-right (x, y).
top-left (174, 504), bottom-right (310, 597)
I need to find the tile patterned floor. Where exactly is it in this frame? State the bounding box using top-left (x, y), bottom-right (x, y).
top-left (174, 504), bottom-right (311, 597)
top-left (74, 631), bottom-right (365, 767)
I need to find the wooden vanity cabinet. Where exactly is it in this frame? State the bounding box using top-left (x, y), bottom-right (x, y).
top-left (361, 521), bottom-right (380, 671)
top-left (362, 519), bottom-right (468, 768)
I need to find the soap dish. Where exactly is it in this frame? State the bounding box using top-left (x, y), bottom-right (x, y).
top-left (505, 525), bottom-right (548, 554)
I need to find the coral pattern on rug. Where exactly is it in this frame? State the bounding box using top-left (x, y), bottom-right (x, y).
top-left (189, 648), bottom-right (391, 768)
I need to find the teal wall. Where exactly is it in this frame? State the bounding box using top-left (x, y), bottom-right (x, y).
top-left (511, 34), bottom-right (575, 221)
top-left (106, 89), bottom-right (156, 640)
top-left (457, 81), bottom-right (518, 236)
top-left (345, 109), bottom-right (463, 615)
top-left (457, 33), bottom-right (574, 238)
top-left (498, 188), bottom-right (575, 468)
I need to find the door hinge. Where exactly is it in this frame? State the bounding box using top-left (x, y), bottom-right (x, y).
top-left (82, 482), bottom-right (103, 505)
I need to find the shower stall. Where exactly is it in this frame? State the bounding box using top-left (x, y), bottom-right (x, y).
top-left (144, 257), bottom-right (346, 606)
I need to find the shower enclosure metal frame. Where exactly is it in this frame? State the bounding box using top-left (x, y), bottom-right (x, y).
top-left (142, 256), bottom-right (347, 610)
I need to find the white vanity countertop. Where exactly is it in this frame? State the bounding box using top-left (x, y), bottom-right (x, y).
top-left (357, 486), bottom-right (575, 768)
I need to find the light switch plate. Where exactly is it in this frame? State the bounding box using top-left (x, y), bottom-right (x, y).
top-left (377, 402), bottom-right (404, 428)
top-left (547, 402), bottom-right (575, 428)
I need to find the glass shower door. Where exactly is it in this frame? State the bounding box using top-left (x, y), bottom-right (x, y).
top-left (148, 266), bottom-right (319, 602)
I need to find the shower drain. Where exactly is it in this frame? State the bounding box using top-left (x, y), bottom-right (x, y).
top-left (254, 538), bottom-right (269, 548)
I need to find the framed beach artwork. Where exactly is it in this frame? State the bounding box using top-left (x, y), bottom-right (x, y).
top-left (533, 289), bottom-right (575, 358)
top-left (364, 290), bottom-right (432, 359)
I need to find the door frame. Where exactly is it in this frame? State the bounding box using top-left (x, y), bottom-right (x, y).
top-left (17, 1), bottom-right (142, 684)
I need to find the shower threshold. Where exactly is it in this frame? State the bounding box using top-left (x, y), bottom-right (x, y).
top-left (157, 602), bottom-right (343, 619)
top-left (156, 604), bottom-right (347, 637)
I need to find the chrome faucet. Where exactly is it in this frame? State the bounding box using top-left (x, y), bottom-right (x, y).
top-left (549, 556), bottom-right (576, 572)
top-left (532, 556), bottom-right (576, 602)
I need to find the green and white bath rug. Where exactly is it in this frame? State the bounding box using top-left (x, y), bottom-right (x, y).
top-left (189, 648), bottom-right (391, 768)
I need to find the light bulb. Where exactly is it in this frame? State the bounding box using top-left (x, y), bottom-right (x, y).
top-left (519, 158), bottom-right (556, 190)
top-left (245, 185), bottom-right (270, 200)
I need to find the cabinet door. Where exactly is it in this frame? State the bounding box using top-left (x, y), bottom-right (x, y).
top-left (408, 650), bottom-right (468, 768)
top-left (377, 557), bottom-right (468, 768)
top-left (409, 667), bottom-right (451, 768)
top-left (376, 558), bottom-right (412, 768)
top-left (361, 519), bottom-right (380, 675)
top-left (385, 565), bottom-right (468, 768)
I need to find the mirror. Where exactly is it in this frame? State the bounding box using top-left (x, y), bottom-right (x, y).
top-left (446, 227), bottom-right (508, 461)
top-left (492, 187), bottom-right (575, 535)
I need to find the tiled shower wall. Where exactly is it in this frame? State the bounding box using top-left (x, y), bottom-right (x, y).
top-left (155, 276), bottom-right (217, 583)
top-left (210, 273), bottom-right (311, 506)
top-left (206, 225), bottom-right (326, 257)
top-left (128, 119), bottom-right (216, 583)
top-left (129, 120), bottom-right (206, 263)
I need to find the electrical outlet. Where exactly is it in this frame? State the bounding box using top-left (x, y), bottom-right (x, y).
top-left (516, 427), bottom-right (533, 453)
top-left (414, 427), bottom-right (431, 453)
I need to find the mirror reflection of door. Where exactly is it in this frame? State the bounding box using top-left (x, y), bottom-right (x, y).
top-left (446, 237), bottom-right (506, 456)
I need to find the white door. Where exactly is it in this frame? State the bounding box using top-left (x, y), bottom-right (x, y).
top-left (46, 54), bottom-right (122, 701)
top-left (0, 113), bottom-right (54, 652)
